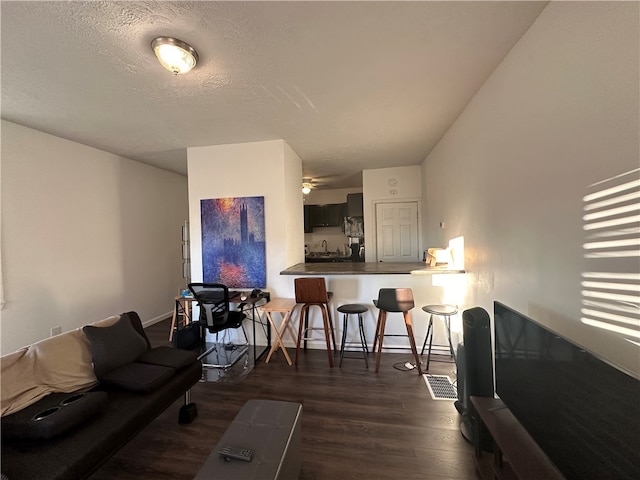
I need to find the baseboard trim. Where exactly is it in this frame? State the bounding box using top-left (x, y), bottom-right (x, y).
top-left (142, 311), bottom-right (172, 328)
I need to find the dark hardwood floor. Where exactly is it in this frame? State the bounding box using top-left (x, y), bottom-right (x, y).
top-left (89, 318), bottom-right (476, 480)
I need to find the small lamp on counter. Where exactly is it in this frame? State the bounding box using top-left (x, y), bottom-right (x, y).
top-left (425, 248), bottom-right (452, 268)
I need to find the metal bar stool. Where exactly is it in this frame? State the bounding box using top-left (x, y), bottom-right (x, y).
top-left (421, 304), bottom-right (458, 371)
top-left (373, 288), bottom-right (423, 375)
top-left (337, 304), bottom-right (369, 367)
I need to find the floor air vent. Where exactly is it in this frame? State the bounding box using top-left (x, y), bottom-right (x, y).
top-left (423, 374), bottom-right (458, 400)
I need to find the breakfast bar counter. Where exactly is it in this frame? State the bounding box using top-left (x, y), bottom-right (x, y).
top-left (280, 262), bottom-right (464, 276)
top-left (274, 261), bottom-right (466, 359)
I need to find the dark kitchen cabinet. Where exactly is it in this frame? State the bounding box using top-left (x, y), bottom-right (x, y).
top-left (306, 203), bottom-right (346, 228)
top-left (309, 205), bottom-right (326, 227)
top-left (304, 204), bottom-right (313, 233)
top-left (326, 203), bottom-right (346, 226)
top-left (347, 193), bottom-right (363, 217)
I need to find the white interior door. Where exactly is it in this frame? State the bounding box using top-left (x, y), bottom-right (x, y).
top-left (375, 202), bottom-right (419, 262)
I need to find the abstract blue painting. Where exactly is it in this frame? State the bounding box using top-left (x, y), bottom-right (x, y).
top-left (200, 196), bottom-right (266, 288)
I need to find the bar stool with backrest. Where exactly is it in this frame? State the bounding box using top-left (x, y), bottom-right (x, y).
top-left (294, 277), bottom-right (337, 367)
top-left (373, 288), bottom-right (423, 375)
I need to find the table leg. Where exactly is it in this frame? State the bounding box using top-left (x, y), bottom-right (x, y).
top-left (248, 302), bottom-right (271, 364)
top-left (265, 311), bottom-right (293, 366)
top-left (169, 299), bottom-right (179, 342)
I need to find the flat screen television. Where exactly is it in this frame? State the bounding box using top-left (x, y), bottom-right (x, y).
top-left (494, 301), bottom-right (640, 480)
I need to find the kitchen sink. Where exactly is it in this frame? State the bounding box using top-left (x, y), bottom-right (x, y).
top-left (305, 252), bottom-right (353, 263)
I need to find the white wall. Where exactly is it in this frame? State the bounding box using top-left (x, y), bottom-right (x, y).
top-left (1, 120), bottom-right (189, 354)
top-left (283, 142), bottom-right (306, 268)
top-left (363, 165), bottom-right (422, 262)
top-left (421, 2), bottom-right (639, 376)
top-left (187, 139), bottom-right (304, 300)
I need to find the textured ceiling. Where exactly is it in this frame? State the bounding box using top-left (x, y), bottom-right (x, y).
top-left (1, 1), bottom-right (547, 188)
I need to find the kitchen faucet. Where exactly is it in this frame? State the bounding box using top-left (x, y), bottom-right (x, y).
top-left (321, 239), bottom-right (327, 252)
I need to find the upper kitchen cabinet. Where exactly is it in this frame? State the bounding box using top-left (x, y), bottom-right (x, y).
top-left (326, 203), bottom-right (346, 226)
top-left (347, 193), bottom-right (363, 217)
top-left (304, 204), bottom-right (313, 233)
top-left (306, 203), bottom-right (346, 228)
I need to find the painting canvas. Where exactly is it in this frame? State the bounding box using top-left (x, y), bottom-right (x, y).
top-left (200, 196), bottom-right (266, 288)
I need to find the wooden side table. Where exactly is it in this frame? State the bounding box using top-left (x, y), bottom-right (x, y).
top-left (261, 298), bottom-right (297, 366)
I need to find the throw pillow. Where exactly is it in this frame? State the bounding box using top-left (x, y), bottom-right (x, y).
top-left (83, 315), bottom-right (148, 380)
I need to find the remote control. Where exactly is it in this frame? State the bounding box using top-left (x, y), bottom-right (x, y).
top-left (219, 445), bottom-right (254, 462)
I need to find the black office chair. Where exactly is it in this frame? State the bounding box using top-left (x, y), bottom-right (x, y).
top-left (188, 283), bottom-right (248, 369)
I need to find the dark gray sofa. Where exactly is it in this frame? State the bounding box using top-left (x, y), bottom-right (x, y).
top-left (1, 311), bottom-right (202, 480)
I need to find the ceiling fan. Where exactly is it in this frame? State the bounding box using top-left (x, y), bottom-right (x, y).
top-left (302, 173), bottom-right (355, 192)
top-left (301, 179), bottom-right (314, 195)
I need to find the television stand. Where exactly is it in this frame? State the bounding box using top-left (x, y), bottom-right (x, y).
top-left (470, 396), bottom-right (565, 480)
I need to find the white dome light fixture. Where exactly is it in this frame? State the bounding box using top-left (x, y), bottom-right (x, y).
top-left (302, 182), bottom-right (313, 195)
top-left (151, 37), bottom-right (199, 75)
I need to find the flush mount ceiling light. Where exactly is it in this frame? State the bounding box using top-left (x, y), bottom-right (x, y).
top-left (151, 37), bottom-right (199, 75)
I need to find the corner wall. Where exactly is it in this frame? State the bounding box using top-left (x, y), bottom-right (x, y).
top-left (363, 165), bottom-right (422, 262)
top-left (421, 2), bottom-right (639, 375)
top-left (187, 139), bottom-right (303, 298)
top-left (1, 120), bottom-right (189, 353)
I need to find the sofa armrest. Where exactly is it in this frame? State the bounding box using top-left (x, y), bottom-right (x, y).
top-left (1, 358), bottom-right (202, 480)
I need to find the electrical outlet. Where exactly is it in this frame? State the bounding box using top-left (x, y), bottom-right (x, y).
top-left (51, 326), bottom-right (62, 337)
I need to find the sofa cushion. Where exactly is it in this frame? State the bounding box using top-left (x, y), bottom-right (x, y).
top-left (83, 316), bottom-right (148, 380)
top-left (137, 346), bottom-right (199, 370)
top-left (1, 391), bottom-right (108, 440)
top-left (102, 362), bottom-right (174, 392)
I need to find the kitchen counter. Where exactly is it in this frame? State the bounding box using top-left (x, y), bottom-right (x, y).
top-left (281, 262), bottom-right (465, 275)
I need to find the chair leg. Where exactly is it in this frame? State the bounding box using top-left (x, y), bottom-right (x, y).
top-left (372, 309), bottom-right (383, 353)
top-left (359, 314), bottom-right (369, 354)
top-left (339, 314), bottom-right (348, 367)
top-left (303, 308), bottom-right (309, 351)
top-left (358, 314), bottom-right (369, 368)
top-left (374, 311), bottom-right (387, 373)
top-left (240, 324), bottom-right (249, 345)
top-left (427, 316), bottom-right (436, 371)
top-left (403, 312), bottom-right (423, 375)
top-left (421, 315), bottom-right (434, 355)
top-left (295, 305), bottom-right (308, 366)
top-left (321, 305), bottom-right (334, 367)
top-left (445, 315), bottom-right (456, 361)
top-left (327, 304), bottom-right (337, 353)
